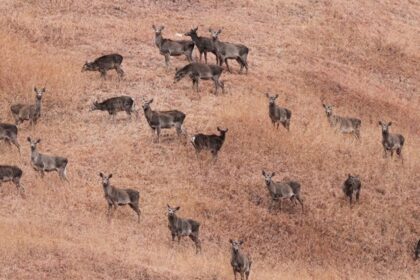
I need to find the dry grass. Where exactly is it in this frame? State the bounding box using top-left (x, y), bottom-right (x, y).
top-left (0, 0), bottom-right (419, 279)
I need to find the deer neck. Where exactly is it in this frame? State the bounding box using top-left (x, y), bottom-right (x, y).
top-left (102, 182), bottom-right (112, 195)
top-left (168, 214), bottom-right (179, 226)
top-left (190, 33), bottom-right (200, 43)
top-left (30, 147), bottom-right (40, 162)
top-left (155, 33), bottom-right (163, 48)
top-left (269, 102), bottom-right (276, 113)
top-left (381, 130), bottom-right (389, 140)
top-left (143, 107), bottom-right (154, 122)
top-left (35, 98), bottom-right (42, 114)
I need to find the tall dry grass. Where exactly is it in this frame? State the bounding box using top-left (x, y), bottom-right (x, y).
top-left (0, 0), bottom-right (419, 279)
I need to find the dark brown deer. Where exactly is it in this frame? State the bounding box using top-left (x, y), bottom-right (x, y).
top-left (142, 98), bottom-right (186, 142)
top-left (82, 54), bottom-right (124, 79)
top-left (152, 25), bottom-right (194, 67)
top-left (174, 63), bottom-right (224, 94)
top-left (167, 204), bottom-right (201, 254)
top-left (209, 29), bottom-right (249, 74)
top-left (184, 27), bottom-right (218, 64)
top-left (342, 174), bottom-right (361, 206)
top-left (0, 123), bottom-right (20, 154)
top-left (99, 173), bottom-right (140, 223)
top-left (10, 87), bottom-right (45, 126)
top-left (191, 127), bottom-right (228, 161)
top-left (0, 165), bottom-right (24, 196)
top-left (91, 96), bottom-right (136, 121)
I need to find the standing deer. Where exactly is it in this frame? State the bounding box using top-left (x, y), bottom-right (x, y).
top-left (0, 165), bottom-right (24, 196)
top-left (322, 104), bottom-right (361, 139)
top-left (99, 173), bottom-right (140, 223)
top-left (10, 87), bottom-right (45, 126)
top-left (262, 170), bottom-right (303, 212)
top-left (174, 63), bottom-right (225, 94)
top-left (91, 96), bottom-right (136, 121)
top-left (142, 98), bottom-right (186, 142)
top-left (82, 54), bottom-right (124, 79)
top-left (342, 174), bottom-right (361, 206)
top-left (152, 25), bottom-right (194, 67)
top-left (0, 123), bottom-right (20, 154)
top-left (27, 137), bottom-right (68, 181)
top-left (191, 127), bottom-right (228, 161)
top-left (184, 27), bottom-right (218, 64)
top-left (167, 204), bottom-right (201, 254)
top-left (266, 93), bottom-right (291, 131)
top-left (378, 121), bottom-right (405, 160)
top-left (229, 239), bottom-right (252, 280)
top-left (209, 29), bottom-right (249, 74)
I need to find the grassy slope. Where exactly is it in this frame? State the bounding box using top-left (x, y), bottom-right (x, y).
top-left (0, 0), bottom-right (419, 279)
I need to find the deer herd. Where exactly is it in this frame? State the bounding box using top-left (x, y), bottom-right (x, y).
top-left (0, 23), bottom-right (416, 279)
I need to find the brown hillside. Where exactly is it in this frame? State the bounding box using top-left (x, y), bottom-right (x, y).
top-left (0, 0), bottom-right (419, 279)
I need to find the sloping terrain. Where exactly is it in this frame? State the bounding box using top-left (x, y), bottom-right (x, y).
top-left (0, 0), bottom-right (419, 279)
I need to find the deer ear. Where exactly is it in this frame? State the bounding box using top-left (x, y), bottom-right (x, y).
top-left (175, 206), bottom-right (180, 211)
top-left (388, 122), bottom-right (392, 126)
top-left (225, 128), bottom-right (229, 132)
top-left (275, 94), bottom-right (279, 98)
top-left (27, 137), bottom-right (31, 142)
top-left (42, 88), bottom-right (46, 92)
top-left (322, 103), bottom-right (326, 108)
top-left (218, 29), bottom-right (222, 34)
top-left (152, 24), bottom-right (156, 29)
top-left (36, 139), bottom-right (41, 144)
top-left (109, 174), bottom-right (113, 178)
top-left (99, 173), bottom-right (104, 178)
top-left (150, 98), bottom-right (154, 103)
top-left (34, 87), bottom-right (37, 92)
top-left (208, 28), bottom-right (212, 32)
top-left (167, 204), bottom-right (170, 208)
top-left (378, 121), bottom-right (382, 126)
top-left (229, 239), bottom-right (233, 243)
top-left (272, 172), bottom-right (276, 177)
top-left (262, 170), bottom-right (266, 176)
top-left (194, 27), bottom-right (198, 31)
top-left (265, 93), bottom-right (269, 98)
top-left (239, 240), bottom-right (244, 245)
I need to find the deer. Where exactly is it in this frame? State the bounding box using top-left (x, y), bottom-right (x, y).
top-left (0, 165), bottom-right (24, 196)
top-left (91, 96), bottom-right (137, 121)
top-left (322, 104), bottom-right (361, 139)
top-left (261, 170), bottom-right (303, 212)
top-left (152, 25), bottom-right (194, 67)
top-left (209, 29), bottom-right (249, 74)
top-left (82, 53), bottom-right (124, 79)
top-left (266, 93), bottom-right (291, 131)
top-left (167, 204), bottom-right (201, 254)
top-left (10, 87), bottom-right (45, 126)
top-left (229, 239), bottom-right (252, 280)
top-left (184, 27), bottom-right (218, 64)
top-left (378, 121), bottom-right (405, 160)
top-left (142, 98), bottom-right (186, 142)
top-left (342, 174), bottom-right (361, 206)
top-left (174, 63), bottom-right (225, 94)
top-left (0, 123), bottom-right (20, 154)
top-left (99, 173), bottom-right (140, 223)
top-left (27, 137), bottom-right (68, 181)
top-left (191, 127), bottom-right (228, 162)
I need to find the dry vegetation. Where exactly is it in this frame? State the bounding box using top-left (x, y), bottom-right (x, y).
top-left (0, 0), bottom-right (419, 279)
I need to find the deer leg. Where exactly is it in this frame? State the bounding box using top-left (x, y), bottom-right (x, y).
top-left (211, 150), bottom-right (218, 163)
top-left (175, 124), bottom-right (182, 136)
top-left (129, 203), bottom-right (141, 223)
top-left (10, 138), bottom-right (21, 155)
top-left (356, 190), bottom-right (360, 203)
top-left (116, 66), bottom-right (124, 78)
top-left (295, 195), bottom-right (304, 212)
top-left (164, 53), bottom-right (170, 67)
top-left (233, 269), bottom-right (237, 280)
top-left (190, 234), bottom-right (201, 254)
top-left (236, 57), bottom-right (244, 73)
top-left (177, 235), bottom-right (181, 243)
top-left (156, 127), bottom-right (161, 143)
top-left (171, 232), bottom-right (176, 241)
top-left (204, 52), bottom-right (208, 64)
top-left (213, 78), bottom-right (219, 95)
top-left (100, 69), bottom-right (107, 79)
top-left (199, 51), bottom-right (203, 63)
top-left (225, 59), bottom-right (232, 73)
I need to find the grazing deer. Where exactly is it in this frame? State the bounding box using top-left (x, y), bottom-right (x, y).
top-left (99, 173), bottom-right (140, 223)
top-left (229, 239), bottom-right (252, 280)
top-left (415, 239), bottom-right (420, 260)
top-left (0, 165), bottom-right (24, 195)
top-left (191, 127), bottom-right (228, 161)
top-left (378, 121), bottom-right (405, 160)
top-left (184, 27), bottom-right (218, 64)
top-left (167, 204), bottom-right (201, 254)
top-left (27, 137), bottom-right (68, 181)
top-left (322, 104), bottom-right (361, 139)
top-left (0, 123), bottom-right (20, 154)
top-left (152, 25), bottom-right (194, 67)
top-left (91, 96), bottom-right (136, 121)
top-left (10, 87), bottom-right (45, 126)
top-left (142, 98), bottom-right (186, 142)
top-left (261, 170), bottom-right (303, 212)
top-left (82, 54), bottom-right (124, 79)
top-left (174, 63), bottom-right (225, 94)
top-left (342, 174), bottom-right (361, 206)
top-left (209, 29), bottom-right (249, 74)
top-left (266, 94), bottom-right (291, 131)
